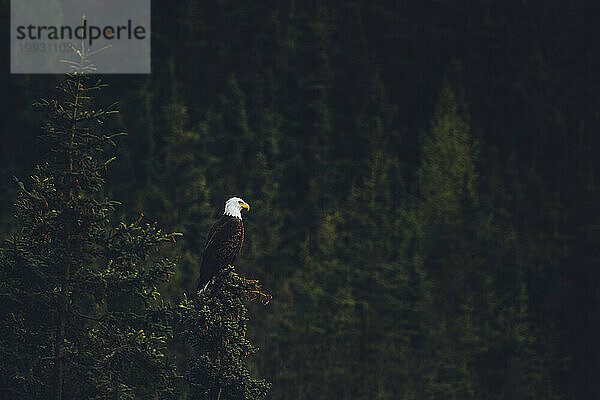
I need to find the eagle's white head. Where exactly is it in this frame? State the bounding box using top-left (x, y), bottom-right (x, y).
top-left (223, 197), bottom-right (250, 219)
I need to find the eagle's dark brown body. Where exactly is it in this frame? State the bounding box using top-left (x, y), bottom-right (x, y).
top-left (197, 214), bottom-right (244, 290)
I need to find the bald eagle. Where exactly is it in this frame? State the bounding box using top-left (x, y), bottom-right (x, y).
top-left (197, 197), bottom-right (250, 291)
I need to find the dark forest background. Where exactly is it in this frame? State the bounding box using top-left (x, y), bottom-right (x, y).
top-left (1, 0), bottom-right (599, 398)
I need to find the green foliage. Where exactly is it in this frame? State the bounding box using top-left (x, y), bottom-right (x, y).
top-left (0, 73), bottom-right (181, 399)
top-left (178, 266), bottom-right (271, 400)
top-left (418, 80), bottom-right (479, 228)
top-left (160, 87), bottom-right (213, 297)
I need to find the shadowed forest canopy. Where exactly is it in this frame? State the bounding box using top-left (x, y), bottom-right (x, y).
top-left (1, 1), bottom-right (599, 399)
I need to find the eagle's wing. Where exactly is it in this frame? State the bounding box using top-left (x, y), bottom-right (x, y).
top-left (198, 216), bottom-right (244, 288)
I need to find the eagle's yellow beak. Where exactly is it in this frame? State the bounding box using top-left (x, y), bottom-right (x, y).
top-left (241, 203), bottom-right (250, 211)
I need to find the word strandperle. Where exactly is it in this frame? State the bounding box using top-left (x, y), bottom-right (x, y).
top-left (16, 19), bottom-right (146, 46)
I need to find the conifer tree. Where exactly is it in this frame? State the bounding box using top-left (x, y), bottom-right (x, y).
top-left (179, 266), bottom-right (271, 400)
top-left (162, 84), bottom-right (213, 297)
top-left (0, 72), bottom-right (181, 399)
top-left (412, 79), bottom-right (482, 399)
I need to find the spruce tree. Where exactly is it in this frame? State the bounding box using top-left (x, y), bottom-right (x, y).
top-left (0, 72), bottom-right (181, 399)
top-left (179, 266), bottom-right (271, 400)
top-left (413, 79), bottom-right (482, 399)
